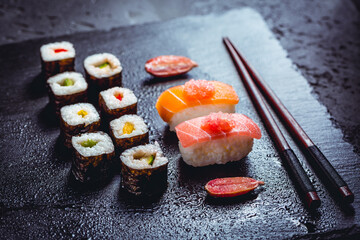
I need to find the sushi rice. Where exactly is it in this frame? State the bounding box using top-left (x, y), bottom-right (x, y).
top-left (179, 135), bottom-right (254, 167)
top-left (72, 131), bottom-right (114, 158)
top-left (40, 41), bottom-right (75, 62)
top-left (100, 87), bottom-right (137, 110)
top-left (60, 103), bottom-right (100, 126)
top-left (84, 53), bottom-right (122, 78)
top-left (121, 142), bottom-right (168, 170)
top-left (47, 72), bottom-right (87, 96)
top-left (110, 115), bottom-right (148, 139)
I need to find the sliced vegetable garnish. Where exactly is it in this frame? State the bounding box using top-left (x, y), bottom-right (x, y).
top-left (115, 93), bottom-right (123, 101)
top-left (80, 139), bottom-right (98, 148)
top-left (77, 110), bottom-right (88, 118)
top-left (54, 48), bottom-right (68, 53)
top-left (98, 62), bottom-right (110, 69)
top-left (61, 78), bottom-right (74, 86)
top-left (205, 177), bottom-right (264, 198)
top-left (145, 55), bottom-right (198, 77)
top-left (147, 155), bottom-right (155, 165)
top-left (123, 122), bottom-right (134, 135)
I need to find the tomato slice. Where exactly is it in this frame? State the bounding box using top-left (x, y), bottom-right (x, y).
top-left (205, 177), bottom-right (264, 197)
top-left (145, 55), bottom-right (198, 77)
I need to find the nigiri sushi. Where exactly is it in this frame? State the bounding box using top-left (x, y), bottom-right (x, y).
top-left (156, 79), bottom-right (239, 131)
top-left (175, 112), bottom-right (261, 167)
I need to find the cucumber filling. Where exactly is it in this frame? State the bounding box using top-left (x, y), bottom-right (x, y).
top-left (60, 78), bottom-right (74, 86)
top-left (97, 62), bottom-right (110, 69)
top-left (80, 139), bottom-right (98, 148)
top-left (134, 153), bottom-right (156, 165)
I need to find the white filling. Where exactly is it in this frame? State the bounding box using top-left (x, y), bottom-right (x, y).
top-left (60, 103), bottom-right (100, 126)
top-left (110, 114), bottom-right (148, 139)
top-left (84, 53), bottom-right (122, 78)
top-left (120, 142), bottom-right (168, 169)
top-left (169, 104), bottom-right (235, 131)
top-left (72, 132), bottom-right (114, 157)
top-left (179, 135), bottom-right (253, 167)
top-left (100, 87), bottom-right (137, 110)
top-left (40, 41), bottom-right (75, 62)
top-left (47, 72), bottom-right (87, 96)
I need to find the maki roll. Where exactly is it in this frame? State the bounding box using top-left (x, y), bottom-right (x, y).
top-left (60, 103), bottom-right (101, 148)
top-left (120, 142), bottom-right (168, 196)
top-left (47, 72), bottom-right (88, 115)
top-left (99, 87), bottom-right (137, 121)
top-left (71, 131), bottom-right (115, 183)
top-left (40, 41), bottom-right (75, 79)
top-left (84, 53), bottom-right (122, 91)
top-left (109, 114), bottom-right (149, 152)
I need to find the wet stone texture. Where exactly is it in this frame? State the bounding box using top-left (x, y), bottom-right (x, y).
top-left (0, 6), bottom-right (359, 240)
top-left (1, 0), bottom-right (359, 154)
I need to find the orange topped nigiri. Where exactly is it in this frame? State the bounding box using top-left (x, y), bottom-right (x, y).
top-left (155, 79), bottom-right (239, 130)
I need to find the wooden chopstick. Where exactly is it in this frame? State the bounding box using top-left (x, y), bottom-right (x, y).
top-left (223, 37), bottom-right (321, 209)
top-left (224, 38), bottom-right (354, 204)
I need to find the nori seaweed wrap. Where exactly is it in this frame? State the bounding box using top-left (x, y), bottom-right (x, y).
top-left (71, 132), bottom-right (115, 183)
top-left (99, 87), bottom-right (137, 121)
top-left (40, 41), bottom-right (75, 79)
top-left (120, 142), bottom-right (168, 196)
top-left (60, 103), bottom-right (101, 148)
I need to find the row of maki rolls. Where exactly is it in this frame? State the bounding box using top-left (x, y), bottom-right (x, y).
top-left (40, 41), bottom-right (168, 196)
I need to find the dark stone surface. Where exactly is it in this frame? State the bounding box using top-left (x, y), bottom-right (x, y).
top-left (1, 0), bottom-right (359, 155)
top-left (0, 9), bottom-right (359, 239)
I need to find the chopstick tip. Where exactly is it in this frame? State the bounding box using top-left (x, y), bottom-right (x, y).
top-left (306, 191), bottom-right (321, 209)
top-left (339, 186), bottom-right (354, 203)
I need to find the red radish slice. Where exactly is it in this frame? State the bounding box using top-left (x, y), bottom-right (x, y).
top-left (54, 48), bottom-right (68, 53)
top-left (205, 177), bottom-right (264, 197)
top-left (145, 55), bottom-right (198, 77)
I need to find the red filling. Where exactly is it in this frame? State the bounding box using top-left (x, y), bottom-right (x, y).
top-left (115, 94), bottom-right (123, 101)
top-left (54, 48), bottom-right (68, 53)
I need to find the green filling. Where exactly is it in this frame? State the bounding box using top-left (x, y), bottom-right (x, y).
top-left (80, 139), bottom-right (98, 148)
top-left (147, 155), bottom-right (155, 166)
top-left (98, 62), bottom-right (110, 69)
top-left (61, 78), bottom-right (74, 86)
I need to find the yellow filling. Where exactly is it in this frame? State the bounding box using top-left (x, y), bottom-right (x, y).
top-left (123, 122), bottom-right (134, 134)
top-left (77, 110), bottom-right (88, 118)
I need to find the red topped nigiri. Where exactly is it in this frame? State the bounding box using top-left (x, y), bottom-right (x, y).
top-left (175, 112), bottom-right (261, 167)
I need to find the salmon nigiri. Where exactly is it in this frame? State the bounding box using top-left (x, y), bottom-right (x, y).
top-left (155, 79), bottom-right (239, 131)
top-left (175, 112), bottom-right (261, 167)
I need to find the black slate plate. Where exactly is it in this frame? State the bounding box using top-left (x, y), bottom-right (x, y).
top-left (0, 9), bottom-right (359, 239)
